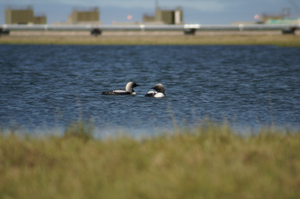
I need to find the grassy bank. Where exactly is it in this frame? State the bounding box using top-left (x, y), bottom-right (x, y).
top-left (1, 34), bottom-right (300, 46)
top-left (0, 122), bottom-right (300, 199)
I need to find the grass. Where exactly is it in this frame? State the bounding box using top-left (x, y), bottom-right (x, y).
top-left (1, 34), bottom-right (300, 46)
top-left (0, 121), bottom-right (300, 199)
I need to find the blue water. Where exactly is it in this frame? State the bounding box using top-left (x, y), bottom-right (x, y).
top-left (0, 45), bottom-right (300, 135)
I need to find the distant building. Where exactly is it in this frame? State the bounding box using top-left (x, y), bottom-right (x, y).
top-left (142, 4), bottom-right (183, 25)
top-left (265, 18), bottom-right (300, 25)
top-left (69, 7), bottom-right (99, 23)
top-left (5, 6), bottom-right (46, 24)
top-left (260, 13), bottom-right (284, 24)
top-left (230, 12), bottom-right (300, 25)
top-left (112, 21), bottom-right (141, 25)
top-left (142, 14), bottom-right (156, 23)
top-left (52, 7), bottom-right (102, 25)
top-left (230, 21), bottom-right (259, 25)
top-left (155, 7), bottom-right (183, 24)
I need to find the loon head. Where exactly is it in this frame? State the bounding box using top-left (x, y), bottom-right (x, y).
top-left (125, 81), bottom-right (140, 92)
top-left (152, 83), bottom-right (165, 93)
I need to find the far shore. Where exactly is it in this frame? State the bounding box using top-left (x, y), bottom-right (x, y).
top-left (1, 30), bottom-right (300, 46)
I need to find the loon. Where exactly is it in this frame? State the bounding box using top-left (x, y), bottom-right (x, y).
top-left (145, 83), bottom-right (166, 98)
top-left (102, 82), bottom-right (140, 95)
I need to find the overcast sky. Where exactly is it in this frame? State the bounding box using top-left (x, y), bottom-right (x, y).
top-left (1, 0), bottom-right (300, 24)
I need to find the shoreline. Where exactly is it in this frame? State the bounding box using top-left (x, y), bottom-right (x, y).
top-left (1, 31), bottom-right (300, 46)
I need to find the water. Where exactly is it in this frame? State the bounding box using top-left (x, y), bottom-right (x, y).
top-left (0, 45), bottom-right (300, 135)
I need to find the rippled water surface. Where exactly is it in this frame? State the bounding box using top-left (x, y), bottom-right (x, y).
top-left (1, 45), bottom-right (300, 134)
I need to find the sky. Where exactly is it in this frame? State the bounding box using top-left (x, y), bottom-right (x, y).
top-left (1, 0), bottom-right (300, 24)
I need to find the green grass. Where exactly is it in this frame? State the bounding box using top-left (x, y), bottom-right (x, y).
top-left (1, 34), bottom-right (300, 46)
top-left (0, 122), bottom-right (300, 199)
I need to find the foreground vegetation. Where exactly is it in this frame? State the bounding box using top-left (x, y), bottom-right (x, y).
top-left (1, 34), bottom-right (300, 46)
top-left (0, 122), bottom-right (300, 199)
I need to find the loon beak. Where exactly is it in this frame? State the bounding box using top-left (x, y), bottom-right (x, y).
top-left (136, 84), bottom-right (140, 87)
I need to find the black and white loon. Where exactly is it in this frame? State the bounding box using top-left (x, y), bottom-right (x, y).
top-left (102, 82), bottom-right (140, 95)
top-left (145, 83), bottom-right (166, 98)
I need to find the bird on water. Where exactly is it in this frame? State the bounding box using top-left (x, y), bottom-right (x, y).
top-left (145, 83), bottom-right (166, 98)
top-left (102, 81), bottom-right (140, 95)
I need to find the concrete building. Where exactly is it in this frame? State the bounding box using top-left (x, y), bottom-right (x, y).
top-left (142, 14), bottom-right (156, 23)
top-left (68, 7), bottom-right (101, 24)
top-left (265, 18), bottom-right (300, 25)
top-left (230, 21), bottom-right (259, 25)
top-left (33, 15), bottom-right (47, 24)
top-left (5, 6), bottom-right (46, 24)
top-left (230, 12), bottom-right (299, 25)
top-left (155, 7), bottom-right (183, 24)
top-left (142, 5), bottom-right (183, 24)
top-left (260, 13), bottom-right (284, 24)
top-left (52, 7), bottom-right (102, 25)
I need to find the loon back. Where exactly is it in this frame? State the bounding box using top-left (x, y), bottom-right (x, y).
top-left (102, 90), bottom-right (132, 95)
top-left (102, 81), bottom-right (140, 95)
top-left (145, 90), bottom-right (157, 97)
top-left (145, 83), bottom-right (166, 98)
